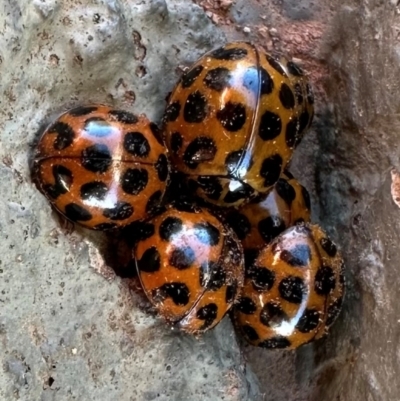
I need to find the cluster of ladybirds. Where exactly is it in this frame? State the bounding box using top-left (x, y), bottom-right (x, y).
top-left (33, 42), bottom-right (344, 349)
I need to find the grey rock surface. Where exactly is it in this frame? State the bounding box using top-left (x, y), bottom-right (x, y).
top-left (310, 1), bottom-right (400, 400)
top-left (0, 1), bottom-right (261, 400)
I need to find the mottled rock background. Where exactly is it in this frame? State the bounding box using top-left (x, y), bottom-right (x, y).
top-left (1, 0), bottom-right (398, 400)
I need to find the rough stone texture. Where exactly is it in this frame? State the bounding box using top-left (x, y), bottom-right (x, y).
top-left (0, 1), bottom-right (261, 400)
top-left (2, 0), bottom-right (399, 400)
top-left (311, 1), bottom-right (400, 400)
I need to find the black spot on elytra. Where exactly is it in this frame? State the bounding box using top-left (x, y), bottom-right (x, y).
top-left (183, 91), bottom-right (208, 123)
top-left (241, 325), bottom-right (259, 342)
top-left (81, 144), bottom-right (112, 173)
top-left (80, 181), bottom-right (108, 201)
top-left (43, 164), bottom-right (73, 199)
top-left (258, 111), bottom-right (282, 141)
top-left (278, 276), bottom-right (306, 304)
top-left (326, 297), bottom-right (343, 326)
top-left (285, 117), bottom-right (300, 149)
top-left (123, 132), bottom-right (150, 158)
top-left (145, 190), bottom-right (163, 214)
top-left (260, 67), bottom-right (274, 95)
top-left (93, 222), bottom-right (118, 231)
top-left (154, 283), bottom-right (190, 306)
top-left (208, 264), bottom-right (226, 290)
top-left (251, 266), bottom-right (275, 291)
top-left (320, 237), bottom-right (337, 257)
top-left (196, 303), bottom-right (218, 330)
top-left (276, 178), bottom-right (296, 205)
top-left (149, 123), bottom-right (164, 146)
top-left (164, 101), bottom-right (181, 122)
top-left (216, 102), bottom-right (246, 132)
top-left (260, 302), bottom-right (288, 327)
top-left (195, 176), bottom-right (223, 200)
top-left (194, 221), bottom-right (220, 246)
top-left (183, 137), bottom-right (216, 169)
top-left (260, 154), bottom-right (283, 188)
top-left (210, 47), bottom-right (248, 60)
top-left (170, 132), bottom-right (183, 154)
top-left (259, 336), bottom-right (291, 349)
top-left (181, 65), bottom-right (204, 88)
top-left (280, 244), bottom-right (311, 267)
top-left (68, 106), bottom-right (98, 117)
top-left (314, 265), bottom-right (336, 295)
top-left (236, 297), bottom-right (257, 314)
top-left (242, 67), bottom-right (259, 95)
top-left (225, 210), bottom-right (251, 240)
top-left (265, 54), bottom-right (287, 77)
top-left (279, 83), bottom-right (295, 109)
top-left (203, 67), bottom-right (232, 92)
top-left (225, 283), bottom-right (237, 303)
top-left (244, 249), bottom-right (259, 271)
top-left (294, 83), bottom-right (304, 105)
top-left (103, 201), bottom-right (133, 220)
top-left (84, 117), bottom-right (115, 137)
top-left (223, 183), bottom-right (254, 204)
top-left (109, 109), bottom-right (139, 124)
top-left (296, 309), bottom-right (320, 333)
top-left (123, 221), bottom-right (155, 246)
top-left (64, 203), bottom-right (92, 222)
top-left (258, 216), bottom-right (286, 244)
top-left (299, 110), bottom-right (310, 134)
top-left (137, 247), bottom-right (161, 273)
top-left (49, 121), bottom-right (75, 150)
top-left (225, 150), bottom-right (243, 174)
top-left (121, 168), bottom-right (148, 195)
top-left (155, 154), bottom-right (169, 182)
top-left (159, 216), bottom-right (183, 241)
top-left (169, 246), bottom-right (196, 270)
top-left (287, 61), bottom-right (303, 76)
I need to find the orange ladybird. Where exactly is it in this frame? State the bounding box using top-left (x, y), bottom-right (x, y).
top-left (224, 170), bottom-right (311, 265)
top-left (163, 42), bottom-right (314, 206)
top-left (133, 204), bottom-right (244, 334)
top-left (233, 224), bottom-right (345, 349)
top-left (33, 104), bottom-right (170, 230)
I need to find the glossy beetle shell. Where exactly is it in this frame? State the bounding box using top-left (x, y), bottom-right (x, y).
top-left (133, 205), bottom-right (244, 334)
top-left (33, 104), bottom-right (170, 230)
top-left (224, 171), bottom-right (311, 265)
top-left (163, 42), bottom-right (314, 207)
top-left (233, 224), bottom-right (345, 349)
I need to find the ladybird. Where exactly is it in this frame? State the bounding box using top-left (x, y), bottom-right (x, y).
top-left (33, 104), bottom-right (170, 230)
top-left (233, 224), bottom-right (345, 349)
top-left (224, 170), bottom-right (311, 265)
top-left (163, 42), bottom-right (314, 207)
top-left (133, 205), bottom-right (244, 334)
